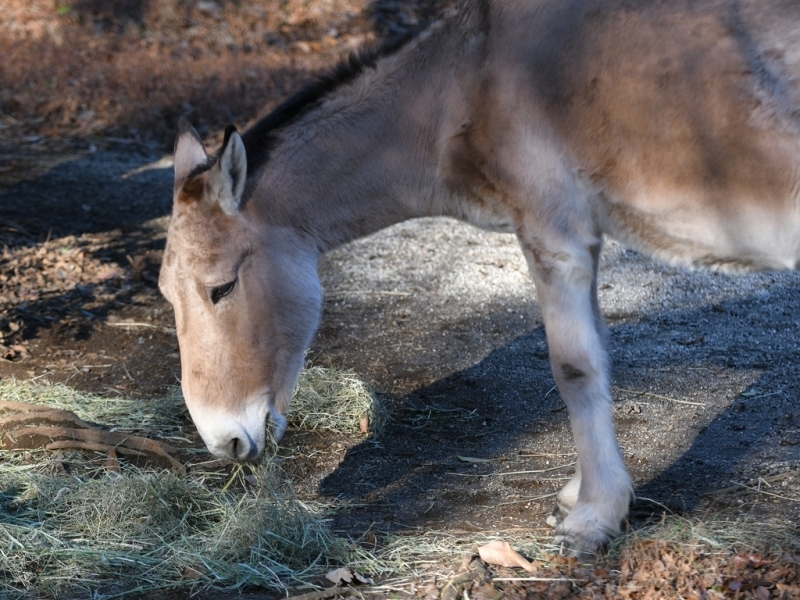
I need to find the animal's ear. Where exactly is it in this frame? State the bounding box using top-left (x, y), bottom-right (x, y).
top-left (174, 117), bottom-right (209, 184)
top-left (210, 125), bottom-right (248, 216)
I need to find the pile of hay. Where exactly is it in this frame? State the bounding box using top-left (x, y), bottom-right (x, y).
top-left (0, 379), bottom-right (186, 439)
top-left (0, 367), bottom-right (386, 598)
top-left (0, 456), bottom-right (345, 598)
top-left (0, 363), bottom-right (386, 440)
top-left (290, 365), bottom-right (388, 435)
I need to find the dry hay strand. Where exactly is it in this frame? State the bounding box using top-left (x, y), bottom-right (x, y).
top-left (290, 364), bottom-right (388, 436)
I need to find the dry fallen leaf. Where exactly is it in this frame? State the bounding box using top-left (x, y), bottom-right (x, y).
top-left (749, 553), bottom-right (766, 568)
top-left (733, 555), bottom-right (749, 569)
top-left (361, 532), bottom-right (377, 549)
top-left (105, 448), bottom-right (120, 473)
top-left (359, 416), bottom-right (369, 434)
top-left (326, 567), bottom-right (374, 586)
top-left (478, 540), bottom-right (537, 573)
top-left (183, 564), bottom-right (206, 579)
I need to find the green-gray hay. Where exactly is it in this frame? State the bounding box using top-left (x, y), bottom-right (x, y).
top-left (0, 456), bottom-right (347, 598)
top-left (290, 365), bottom-right (388, 435)
top-left (0, 378), bottom-right (186, 439)
top-left (0, 368), bottom-right (385, 598)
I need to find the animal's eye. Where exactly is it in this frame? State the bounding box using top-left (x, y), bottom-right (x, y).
top-left (209, 280), bottom-right (236, 304)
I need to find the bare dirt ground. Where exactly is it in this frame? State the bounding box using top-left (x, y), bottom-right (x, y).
top-left (1, 1), bottom-right (800, 598)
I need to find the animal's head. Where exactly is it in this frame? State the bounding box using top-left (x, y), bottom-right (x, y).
top-left (159, 118), bottom-right (321, 460)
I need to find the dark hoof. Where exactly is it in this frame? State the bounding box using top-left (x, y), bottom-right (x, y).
top-left (552, 529), bottom-right (609, 562)
top-left (546, 503), bottom-right (570, 529)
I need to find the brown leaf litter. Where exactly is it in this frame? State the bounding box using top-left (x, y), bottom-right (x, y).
top-left (425, 540), bottom-right (800, 600)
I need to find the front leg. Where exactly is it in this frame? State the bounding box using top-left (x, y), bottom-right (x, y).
top-left (520, 232), bottom-right (632, 558)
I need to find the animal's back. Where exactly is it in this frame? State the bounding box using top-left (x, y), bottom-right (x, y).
top-left (480, 0), bottom-right (800, 270)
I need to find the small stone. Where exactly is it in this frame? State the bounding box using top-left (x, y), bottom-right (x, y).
top-left (293, 41), bottom-right (311, 54)
top-left (197, 1), bottom-right (220, 15)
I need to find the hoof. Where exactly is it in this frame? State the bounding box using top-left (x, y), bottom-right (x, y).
top-left (552, 528), bottom-right (609, 561)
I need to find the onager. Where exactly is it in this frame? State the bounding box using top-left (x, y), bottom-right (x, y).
top-left (159, 0), bottom-right (800, 556)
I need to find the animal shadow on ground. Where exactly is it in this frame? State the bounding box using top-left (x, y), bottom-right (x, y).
top-left (1, 150), bottom-right (171, 239)
top-left (320, 281), bottom-right (800, 534)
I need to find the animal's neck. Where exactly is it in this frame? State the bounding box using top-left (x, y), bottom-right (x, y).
top-left (245, 7), bottom-right (485, 253)
top-left (250, 117), bottom-right (431, 251)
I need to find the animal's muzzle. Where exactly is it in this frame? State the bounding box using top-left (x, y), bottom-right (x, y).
top-left (227, 431), bottom-right (260, 461)
top-left (183, 392), bottom-right (273, 462)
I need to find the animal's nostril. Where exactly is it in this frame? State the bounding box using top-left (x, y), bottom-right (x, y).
top-left (214, 431), bottom-right (259, 461)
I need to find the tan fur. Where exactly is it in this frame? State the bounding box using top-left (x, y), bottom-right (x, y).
top-left (160, 0), bottom-right (800, 556)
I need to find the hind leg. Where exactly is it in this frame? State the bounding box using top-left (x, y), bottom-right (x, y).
top-left (520, 231), bottom-right (632, 558)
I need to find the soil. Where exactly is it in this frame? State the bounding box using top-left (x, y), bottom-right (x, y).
top-left (1, 1), bottom-right (799, 598)
top-left (3, 138), bottom-right (800, 598)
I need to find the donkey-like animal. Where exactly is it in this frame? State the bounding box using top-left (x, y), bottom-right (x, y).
top-left (159, 0), bottom-right (800, 556)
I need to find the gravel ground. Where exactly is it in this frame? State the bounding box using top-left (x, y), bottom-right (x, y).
top-left (314, 214), bottom-right (800, 533)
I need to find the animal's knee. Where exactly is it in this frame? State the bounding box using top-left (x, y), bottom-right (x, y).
top-left (551, 353), bottom-right (601, 390)
top-left (560, 362), bottom-right (586, 381)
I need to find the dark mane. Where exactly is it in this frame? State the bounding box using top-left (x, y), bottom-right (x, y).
top-left (242, 32), bottom-right (416, 171)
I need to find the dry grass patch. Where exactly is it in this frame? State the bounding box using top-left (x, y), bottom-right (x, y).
top-left (0, 453), bottom-right (347, 598)
top-left (0, 370), bottom-right (385, 597)
top-left (0, 363), bottom-right (384, 439)
top-left (0, 378), bottom-right (186, 437)
top-left (292, 364), bottom-right (388, 436)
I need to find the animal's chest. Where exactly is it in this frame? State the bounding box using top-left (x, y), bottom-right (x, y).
top-left (437, 130), bottom-right (516, 233)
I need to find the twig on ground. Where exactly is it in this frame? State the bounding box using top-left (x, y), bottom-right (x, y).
top-left (0, 218), bottom-right (32, 236)
top-left (497, 492), bottom-right (558, 507)
top-left (517, 451), bottom-right (577, 458)
top-left (613, 387), bottom-right (706, 407)
top-left (704, 470), bottom-right (800, 496)
top-left (326, 291), bottom-right (411, 299)
top-left (447, 462), bottom-right (575, 477)
top-left (0, 110), bottom-right (20, 125)
top-left (493, 577), bottom-right (586, 583)
top-left (739, 390), bottom-right (783, 401)
top-left (729, 482), bottom-right (800, 503)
